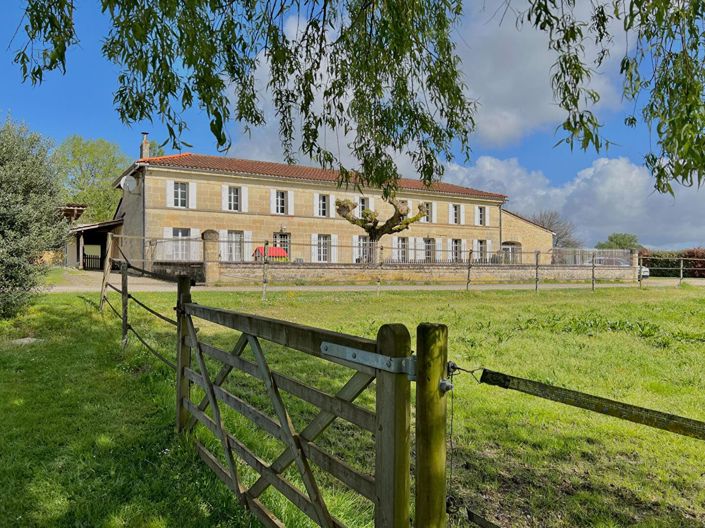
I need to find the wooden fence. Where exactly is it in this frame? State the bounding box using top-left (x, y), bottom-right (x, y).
top-left (99, 254), bottom-right (451, 528)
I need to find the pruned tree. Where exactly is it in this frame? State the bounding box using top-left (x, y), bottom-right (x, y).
top-left (336, 198), bottom-right (426, 261)
top-left (529, 210), bottom-right (582, 248)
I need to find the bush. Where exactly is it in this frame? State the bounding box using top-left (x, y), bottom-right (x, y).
top-left (640, 248), bottom-right (705, 278)
top-left (0, 119), bottom-right (67, 317)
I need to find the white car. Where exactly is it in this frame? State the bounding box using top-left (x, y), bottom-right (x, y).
top-left (591, 256), bottom-right (649, 278)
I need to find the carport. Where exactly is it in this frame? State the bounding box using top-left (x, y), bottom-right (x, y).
top-left (67, 219), bottom-right (123, 270)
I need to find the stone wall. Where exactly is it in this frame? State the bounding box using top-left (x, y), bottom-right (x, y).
top-left (215, 262), bottom-right (636, 285)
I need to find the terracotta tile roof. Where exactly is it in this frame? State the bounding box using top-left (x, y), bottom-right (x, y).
top-left (137, 152), bottom-right (507, 201)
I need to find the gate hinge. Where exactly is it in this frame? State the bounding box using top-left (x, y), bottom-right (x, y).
top-left (320, 342), bottom-right (417, 381)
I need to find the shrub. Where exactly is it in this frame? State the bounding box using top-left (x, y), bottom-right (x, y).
top-left (640, 248), bottom-right (705, 278)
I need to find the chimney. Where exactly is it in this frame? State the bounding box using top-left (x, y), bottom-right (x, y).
top-left (140, 132), bottom-right (150, 159)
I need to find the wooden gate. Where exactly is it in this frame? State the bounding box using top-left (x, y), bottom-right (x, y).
top-left (174, 277), bottom-right (424, 527)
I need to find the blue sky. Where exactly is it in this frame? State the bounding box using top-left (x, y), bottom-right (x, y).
top-left (1, 1), bottom-right (701, 247)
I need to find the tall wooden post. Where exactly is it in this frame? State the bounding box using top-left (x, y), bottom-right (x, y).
top-left (591, 252), bottom-right (596, 292)
top-left (535, 251), bottom-right (540, 292)
top-left (262, 240), bottom-right (269, 301)
top-left (416, 323), bottom-right (449, 528)
top-left (638, 255), bottom-right (643, 289)
top-left (121, 262), bottom-right (129, 342)
top-left (374, 324), bottom-right (411, 528)
top-left (176, 275), bottom-right (193, 432)
top-left (99, 232), bottom-right (113, 311)
top-left (679, 257), bottom-right (684, 286)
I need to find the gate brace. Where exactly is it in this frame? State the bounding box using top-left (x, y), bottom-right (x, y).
top-left (321, 342), bottom-right (417, 381)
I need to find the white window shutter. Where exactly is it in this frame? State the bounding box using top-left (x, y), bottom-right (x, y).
top-left (460, 204), bottom-right (466, 225)
top-left (431, 202), bottom-right (438, 223)
top-left (241, 186), bottom-right (249, 213)
top-left (313, 192), bottom-right (320, 217)
top-left (162, 227), bottom-right (172, 260)
top-left (166, 180), bottom-right (174, 208)
top-left (331, 234), bottom-right (338, 263)
top-left (311, 234), bottom-right (318, 262)
top-left (270, 189), bottom-right (277, 214)
top-left (369, 197), bottom-right (375, 211)
top-left (352, 235), bottom-right (359, 262)
top-left (221, 185), bottom-right (229, 211)
top-left (472, 239), bottom-right (479, 255)
top-left (448, 204), bottom-right (454, 224)
top-left (462, 239), bottom-right (468, 260)
top-left (190, 228), bottom-right (201, 261)
top-left (287, 191), bottom-right (295, 216)
top-left (407, 199), bottom-right (414, 217)
top-left (487, 240), bottom-right (493, 258)
top-left (189, 183), bottom-right (197, 209)
top-left (409, 237), bottom-right (417, 262)
top-left (486, 207), bottom-right (491, 226)
top-left (447, 238), bottom-right (453, 253)
top-left (435, 239), bottom-right (442, 261)
top-left (417, 237), bottom-right (425, 260)
top-left (330, 194), bottom-right (336, 218)
top-left (219, 229), bottom-right (228, 261)
top-left (391, 237), bottom-right (398, 261)
top-left (243, 231), bottom-right (253, 262)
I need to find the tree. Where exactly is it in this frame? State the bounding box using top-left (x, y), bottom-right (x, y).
top-left (0, 119), bottom-right (67, 318)
top-left (54, 136), bottom-right (130, 223)
top-left (148, 140), bottom-right (165, 157)
top-left (336, 198), bottom-right (426, 260)
top-left (15, 2), bottom-right (703, 195)
top-left (595, 233), bottom-right (641, 250)
top-left (528, 210), bottom-right (582, 248)
top-left (14, 0), bottom-right (473, 197)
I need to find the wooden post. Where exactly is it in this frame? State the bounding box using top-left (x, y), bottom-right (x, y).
top-left (78, 233), bottom-right (85, 269)
top-left (99, 232), bottom-right (113, 311)
top-left (591, 252), bottom-right (596, 292)
top-left (466, 249), bottom-right (473, 291)
top-left (638, 255), bottom-right (643, 289)
top-left (415, 323), bottom-right (449, 528)
top-left (374, 324), bottom-right (411, 528)
top-left (679, 257), bottom-right (684, 286)
top-left (121, 262), bottom-right (129, 342)
top-left (535, 251), bottom-right (540, 292)
top-left (176, 275), bottom-right (193, 432)
top-left (262, 240), bottom-right (269, 301)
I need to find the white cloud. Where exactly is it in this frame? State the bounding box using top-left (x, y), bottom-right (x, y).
top-left (456, 1), bottom-right (624, 146)
top-left (446, 156), bottom-right (705, 248)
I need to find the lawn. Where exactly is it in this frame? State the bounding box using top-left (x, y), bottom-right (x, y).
top-left (1, 287), bottom-right (703, 527)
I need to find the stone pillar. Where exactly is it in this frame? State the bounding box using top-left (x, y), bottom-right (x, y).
top-left (78, 233), bottom-right (85, 269)
top-left (202, 230), bottom-right (220, 285)
top-left (630, 249), bottom-right (639, 281)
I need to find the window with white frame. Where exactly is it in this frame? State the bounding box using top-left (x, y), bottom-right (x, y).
top-left (227, 186), bottom-right (241, 212)
top-left (275, 190), bottom-right (287, 215)
top-left (478, 206), bottom-right (487, 226)
top-left (358, 235), bottom-right (372, 263)
top-left (317, 234), bottom-right (331, 263)
top-left (477, 239), bottom-right (488, 261)
top-left (173, 182), bottom-right (189, 208)
top-left (226, 230), bottom-right (244, 262)
top-left (423, 238), bottom-right (436, 262)
top-left (172, 227), bottom-right (191, 260)
top-left (451, 204), bottom-right (461, 224)
top-left (318, 194), bottom-right (329, 217)
top-left (452, 239), bottom-right (463, 262)
top-left (421, 202), bottom-right (433, 223)
top-left (358, 197), bottom-right (370, 217)
top-left (273, 232), bottom-right (291, 258)
top-left (397, 237), bottom-right (409, 263)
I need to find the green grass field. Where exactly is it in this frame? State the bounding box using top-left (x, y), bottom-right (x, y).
top-left (1, 287), bottom-right (703, 527)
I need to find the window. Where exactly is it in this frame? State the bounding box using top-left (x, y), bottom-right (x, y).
top-left (317, 234), bottom-right (331, 263)
top-left (477, 240), bottom-right (487, 261)
top-left (397, 237), bottom-right (409, 263)
top-left (358, 235), bottom-right (372, 263)
top-left (421, 202), bottom-right (433, 223)
top-left (276, 190), bottom-right (287, 215)
top-left (273, 232), bottom-right (291, 259)
top-left (423, 238), bottom-right (436, 262)
top-left (358, 197), bottom-right (370, 218)
top-left (174, 182), bottom-right (188, 208)
top-left (452, 239), bottom-right (463, 262)
top-left (227, 186), bottom-right (241, 212)
top-left (225, 230), bottom-right (244, 262)
top-left (172, 227), bottom-right (191, 261)
top-left (478, 206), bottom-right (487, 226)
top-left (318, 194), bottom-right (329, 217)
top-left (451, 204), bottom-right (461, 224)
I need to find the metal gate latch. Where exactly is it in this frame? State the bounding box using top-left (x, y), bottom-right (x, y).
top-left (321, 342), bottom-right (417, 380)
